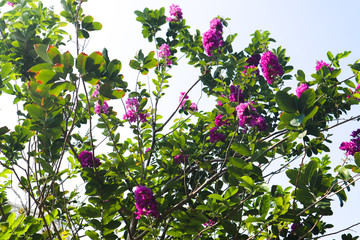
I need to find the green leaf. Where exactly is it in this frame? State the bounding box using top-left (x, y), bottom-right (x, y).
top-left (78, 206), bottom-right (101, 218)
top-left (35, 70), bottom-right (57, 85)
top-left (62, 51), bottom-right (74, 72)
top-left (354, 153), bottom-right (360, 167)
top-left (295, 189), bottom-right (315, 205)
top-left (34, 44), bottom-right (51, 63)
top-left (351, 63), bottom-right (360, 71)
top-left (304, 160), bottom-right (318, 182)
top-left (290, 114), bottom-right (305, 127)
top-left (129, 60), bottom-right (140, 70)
top-left (221, 220), bottom-right (237, 235)
top-left (28, 63), bottom-right (53, 73)
top-left (298, 89), bottom-right (316, 112)
top-left (208, 194), bottom-right (224, 201)
top-left (276, 91), bottom-right (297, 113)
top-left (38, 158), bottom-right (55, 175)
top-left (76, 53), bottom-right (88, 74)
top-left (25, 104), bottom-right (45, 120)
top-left (303, 106), bottom-right (319, 124)
top-left (224, 187), bottom-right (238, 200)
top-left (327, 51), bottom-right (334, 61)
top-left (231, 142), bottom-right (251, 156)
top-left (259, 194), bottom-right (270, 216)
top-left (85, 51), bottom-right (106, 72)
top-left (99, 84), bottom-right (125, 99)
top-left (47, 45), bottom-right (61, 64)
top-left (195, 205), bottom-right (211, 211)
top-left (107, 59), bottom-right (122, 78)
top-left (50, 81), bottom-right (75, 96)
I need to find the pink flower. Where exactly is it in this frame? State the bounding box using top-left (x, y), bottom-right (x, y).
top-left (340, 129), bottom-right (360, 156)
top-left (167, 4), bottom-right (183, 22)
top-left (209, 127), bottom-right (225, 143)
top-left (174, 153), bottom-right (188, 164)
top-left (92, 85), bottom-right (100, 98)
top-left (315, 60), bottom-right (334, 71)
top-left (210, 18), bottom-right (223, 32)
top-left (236, 102), bottom-right (267, 131)
top-left (296, 83), bottom-right (309, 98)
top-left (229, 85), bottom-right (245, 103)
top-left (123, 97), bottom-right (148, 123)
top-left (7, 2), bottom-right (16, 7)
top-left (95, 100), bottom-right (109, 115)
top-left (159, 44), bottom-right (172, 65)
top-left (260, 51), bottom-right (284, 84)
top-left (203, 219), bottom-right (215, 227)
top-left (179, 92), bottom-right (189, 109)
top-left (202, 18), bottom-right (223, 56)
top-left (78, 151), bottom-right (101, 168)
top-left (215, 115), bottom-right (229, 127)
top-left (134, 186), bottom-right (159, 219)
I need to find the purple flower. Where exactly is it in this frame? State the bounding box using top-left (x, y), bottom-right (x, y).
top-left (159, 44), bottom-right (172, 65)
top-left (246, 54), bottom-right (261, 66)
top-left (7, 2), bottom-right (16, 7)
top-left (95, 100), bottom-right (109, 115)
top-left (134, 186), bottom-right (159, 219)
top-left (78, 151), bottom-right (101, 168)
top-left (340, 129), bottom-right (360, 156)
top-left (179, 92), bottom-right (197, 112)
top-left (174, 153), bottom-right (188, 164)
top-left (145, 147), bottom-right (151, 153)
top-left (260, 51), bottom-right (284, 84)
top-left (92, 85), bottom-right (100, 98)
top-left (296, 83), bottom-right (309, 98)
top-left (236, 102), bottom-right (267, 131)
top-left (316, 60), bottom-right (334, 71)
top-left (190, 102), bottom-right (198, 112)
top-left (167, 4), bottom-right (183, 22)
top-left (215, 114), bottom-right (229, 127)
top-left (202, 18), bottom-right (223, 56)
top-left (123, 97), bottom-right (148, 123)
top-left (209, 127), bottom-right (225, 143)
top-left (203, 219), bottom-right (215, 227)
top-left (229, 85), bottom-right (245, 103)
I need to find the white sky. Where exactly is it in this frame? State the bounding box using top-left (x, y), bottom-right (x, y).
top-left (1, 0), bottom-right (360, 239)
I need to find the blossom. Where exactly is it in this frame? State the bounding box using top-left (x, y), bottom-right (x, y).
top-left (202, 18), bottom-right (223, 56)
top-left (92, 85), bottom-right (100, 98)
top-left (167, 4), bottom-right (182, 22)
top-left (123, 97), bottom-right (149, 123)
top-left (229, 85), bottom-right (245, 103)
top-left (315, 60), bottom-right (334, 71)
top-left (159, 44), bottom-right (172, 65)
top-left (296, 83), bottom-right (309, 98)
top-left (174, 153), bottom-right (188, 164)
top-left (209, 127), bottom-right (225, 143)
top-left (246, 54), bottom-right (261, 66)
top-left (236, 102), bottom-right (268, 131)
top-left (134, 186), bottom-right (159, 219)
top-left (7, 2), bottom-right (16, 7)
top-left (94, 100), bottom-right (109, 115)
top-left (190, 102), bottom-right (198, 112)
top-left (260, 51), bottom-right (284, 84)
top-left (215, 114), bottom-right (229, 127)
top-left (179, 92), bottom-right (189, 109)
top-left (78, 151), bottom-right (101, 168)
top-left (340, 129), bottom-right (360, 156)
top-left (203, 219), bottom-right (215, 227)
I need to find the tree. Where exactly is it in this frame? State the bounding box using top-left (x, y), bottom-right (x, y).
top-left (0, 0), bottom-right (360, 239)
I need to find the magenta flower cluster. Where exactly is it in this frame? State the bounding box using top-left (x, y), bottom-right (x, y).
top-left (315, 60), bottom-right (334, 72)
top-left (296, 83), bottom-right (309, 98)
top-left (202, 18), bottom-right (223, 56)
top-left (243, 54), bottom-right (261, 76)
top-left (123, 97), bottom-right (149, 123)
top-left (134, 186), bottom-right (159, 219)
top-left (236, 102), bottom-right (268, 131)
top-left (167, 4), bottom-right (183, 22)
top-left (215, 114), bottom-right (229, 127)
top-left (7, 2), bottom-right (15, 7)
top-left (159, 44), bottom-right (172, 66)
top-left (229, 85), bottom-right (245, 103)
top-left (209, 127), bottom-right (225, 143)
top-left (174, 153), bottom-right (188, 164)
top-left (339, 129), bottom-right (360, 156)
top-left (78, 151), bottom-right (101, 168)
top-left (260, 51), bottom-right (284, 84)
top-left (179, 92), bottom-right (198, 111)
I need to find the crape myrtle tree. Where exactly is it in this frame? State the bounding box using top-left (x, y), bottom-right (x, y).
top-left (0, 0), bottom-right (360, 239)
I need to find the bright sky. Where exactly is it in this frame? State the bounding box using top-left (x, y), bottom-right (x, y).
top-left (2, 0), bottom-right (360, 238)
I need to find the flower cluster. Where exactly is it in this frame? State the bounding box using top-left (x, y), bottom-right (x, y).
top-left (179, 92), bottom-right (198, 111)
top-left (260, 51), bottom-right (284, 84)
top-left (202, 18), bottom-right (223, 56)
top-left (215, 114), bottom-right (229, 127)
top-left (296, 83), bottom-right (309, 98)
top-left (236, 102), bottom-right (268, 131)
top-left (174, 153), bottom-right (188, 164)
top-left (339, 129), bottom-right (360, 156)
top-left (159, 44), bottom-right (172, 66)
top-left (243, 54), bottom-right (261, 76)
top-left (78, 151), bottom-right (101, 168)
top-left (167, 4), bottom-right (183, 22)
top-left (315, 60), bottom-right (334, 72)
top-left (134, 186), bottom-right (159, 219)
top-left (95, 100), bottom-right (109, 115)
top-left (123, 97), bottom-right (149, 123)
top-left (7, 2), bottom-right (15, 7)
top-left (209, 127), bottom-right (225, 143)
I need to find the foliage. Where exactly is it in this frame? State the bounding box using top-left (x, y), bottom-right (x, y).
top-left (0, 1), bottom-right (360, 239)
